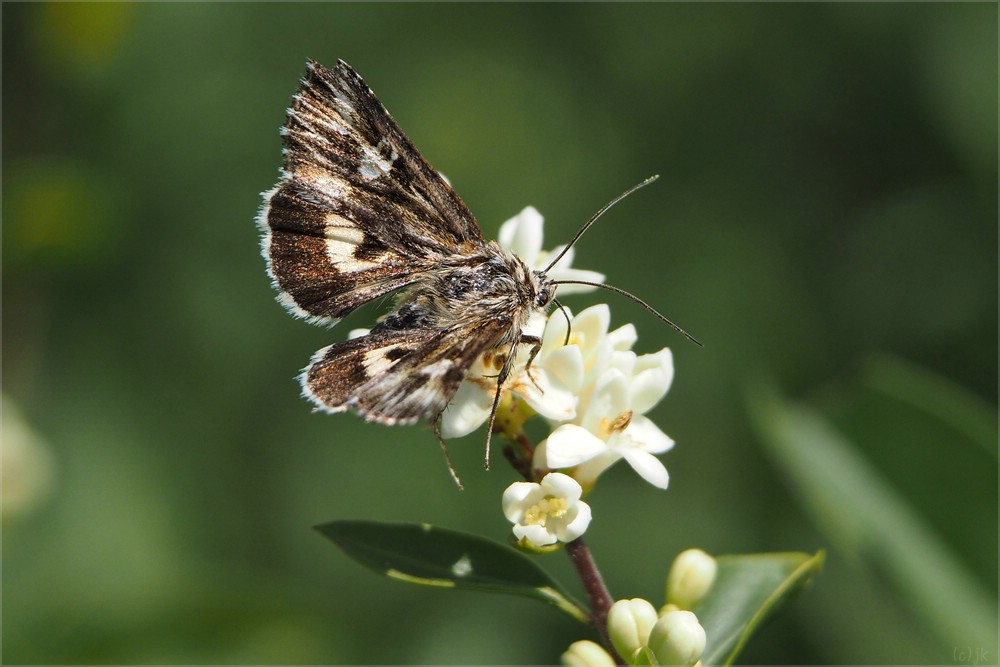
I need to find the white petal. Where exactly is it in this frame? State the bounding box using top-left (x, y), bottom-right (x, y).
top-left (502, 481), bottom-right (539, 521)
top-left (532, 439), bottom-right (549, 470)
top-left (498, 206), bottom-right (543, 266)
top-left (541, 306), bottom-right (573, 350)
top-left (521, 375), bottom-right (577, 421)
top-left (621, 449), bottom-right (670, 489)
top-left (539, 471), bottom-right (583, 502)
top-left (629, 348), bottom-right (674, 414)
top-left (547, 268), bottom-right (607, 295)
top-left (515, 522), bottom-right (557, 547)
top-left (543, 345), bottom-right (585, 391)
top-left (625, 416), bottom-right (675, 454)
top-left (579, 370), bottom-right (630, 433)
top-left (440, 381), bottom-right (493, 438)
top-left (543, 243), bottom-right (574, 268)
top-left (572, 451), bottom-right (623, 488)
top-left (572, 305), bottom-right (611, 350)
top-left (544, 425), bottom-right (609, 468)
top-left (607, 323), bottom-right (638, 350)
top-left (610, 350), bottom-right (637, 377)
top-left (557, 500), bottom-right (592, 541)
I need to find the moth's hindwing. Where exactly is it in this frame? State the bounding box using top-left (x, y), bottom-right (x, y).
top-left (258, 59), bottom-right (485, 325)
top-left (302, 318), bottom-right (509, 424)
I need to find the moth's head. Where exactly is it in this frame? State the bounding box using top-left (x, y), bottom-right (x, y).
top-left (532, 271), bottom-right (556, 309)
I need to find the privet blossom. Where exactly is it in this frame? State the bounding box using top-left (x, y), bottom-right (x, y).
top-left (502, 472), bottom-right (592, 548)
top-left (445, 207), bottom-right (679, 549)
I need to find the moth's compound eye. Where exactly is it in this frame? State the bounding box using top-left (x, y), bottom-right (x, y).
top-left (535, 285), bottom-right (554, 307)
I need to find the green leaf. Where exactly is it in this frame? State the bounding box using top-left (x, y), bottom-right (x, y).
top-left (695, 551), bottom-right (824, 666)
top-left (315, 520), bottom-right (587, 622)
top-left (746, 380), bottom-right (998, 653)
top-left (861, 353), bottom-right (997, 458)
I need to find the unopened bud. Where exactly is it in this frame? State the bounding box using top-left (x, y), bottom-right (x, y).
top-left (561, 640), bottom-right (616, 667)
top-left (647, 610), bottom-right (706, 667)
top-left (607, 598), bottom-right (658, 662)
top-left (666, 548), bottom-right (717, 609)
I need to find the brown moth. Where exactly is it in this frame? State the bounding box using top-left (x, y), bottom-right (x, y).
top-left (257, 60), bottom-right (695, 459)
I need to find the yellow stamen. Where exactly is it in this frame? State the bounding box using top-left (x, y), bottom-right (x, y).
top-left (524, 496), bottom-right (569, 526)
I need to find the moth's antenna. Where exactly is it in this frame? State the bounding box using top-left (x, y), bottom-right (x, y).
top-left (551, 280), bottom-right (703, 347)
top-left (542, 174), bottom-right (660, 274)
top-left (552, 299), bottom-right (573, 346)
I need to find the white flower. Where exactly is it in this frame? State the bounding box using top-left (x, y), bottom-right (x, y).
top-left (498, 206), bottom-right (606, 294)
top-left (647, 610), bottom-right (707, 667)
top-left (502, 472), bottom-right (592, 547)
top-left (540, 357), bottom-right (675, 489)
top-left (544, 417), bottom-right (673, 490)
top-left (666, 549), bottom-right (717, 610)
top-left (531, 305), bottom-right (675, 488)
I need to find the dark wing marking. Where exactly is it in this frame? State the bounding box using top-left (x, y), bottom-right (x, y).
top-left (302, 318), bottom-right (510, 425)
top-left (258, 59), bottom-right (484, 325)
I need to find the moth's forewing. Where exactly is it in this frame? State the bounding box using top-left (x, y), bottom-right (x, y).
top-left (258, 60), bottom-right (484, 326)
top-left (260, 60), bottom-right (540, 424)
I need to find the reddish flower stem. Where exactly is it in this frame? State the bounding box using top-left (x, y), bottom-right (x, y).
top-left (565, 538), bottom-right (626, 666)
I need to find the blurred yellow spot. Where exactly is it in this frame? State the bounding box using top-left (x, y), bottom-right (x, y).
top-left (36, 3), bottom-right (133, 66)
top-left (5, 160), bottom-right (123, 269)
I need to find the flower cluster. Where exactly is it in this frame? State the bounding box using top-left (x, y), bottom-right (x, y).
top-left (563, 549), bottom-right (716, 667)
top-left (442, 207), bottom-right (677, 549)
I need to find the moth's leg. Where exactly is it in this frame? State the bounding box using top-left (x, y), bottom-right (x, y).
top-left (483, 380), bottom-right (503, 471)
top-left (519, 334), bottom-right (543, 392)
top-left (432, 415), bottom-right (464, 490)
top-left (482, 346), bottom-right (519, 470)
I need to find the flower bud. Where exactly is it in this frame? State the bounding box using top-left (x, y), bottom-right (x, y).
top-left (658, 602), bottom-right (681, 617)
top-left (561, 640), bottom-right (616, 667)
top-left (647, 610), bottom-right (706, 667)
top-left (607, 598), bottom-right (658, 662)
top-left (666, 548), bottom-right (717, 609)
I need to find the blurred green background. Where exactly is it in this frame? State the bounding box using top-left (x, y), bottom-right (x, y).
top-left (3, 3), bottom-right (996, 664)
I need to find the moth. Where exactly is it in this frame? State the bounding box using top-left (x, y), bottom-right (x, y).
top-left (257, 60), bottom-right (696, 463)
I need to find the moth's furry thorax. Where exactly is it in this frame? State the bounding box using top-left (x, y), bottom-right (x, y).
top-left (383, 241), bottom-right (556, 337)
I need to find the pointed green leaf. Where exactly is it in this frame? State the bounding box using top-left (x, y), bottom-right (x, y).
top-left (861, 353), bottom-right (997, 458)
top-left (695, 551), bottom-right (824, 666)
top-left (315, 520), bottom-right (586, 622)
top-left (747, 380), bottom-right (998, 653)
